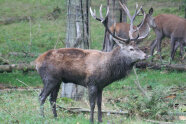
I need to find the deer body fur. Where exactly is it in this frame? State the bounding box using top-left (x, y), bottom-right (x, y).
top-left (35, 46), bottom-right (146, 123)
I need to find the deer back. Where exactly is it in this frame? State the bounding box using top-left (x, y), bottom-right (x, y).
top-left (154, 14), bottom-right (186, 38)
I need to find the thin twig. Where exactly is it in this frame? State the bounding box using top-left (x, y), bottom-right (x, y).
top-left (54, 33), bottom-right (60, 49)
top-left (15, 79), bottom-right (53, 117)
top-left (16, 79), bottom-right (39, 94)
top-left (133, 66), bottom-right (150, 100)
top-left (29, 16), bottom-right (32, 52)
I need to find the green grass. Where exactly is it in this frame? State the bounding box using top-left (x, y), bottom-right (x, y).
top-left (0, 0), bottom-right (186, 123)
top-left (106, 69), bottom-right (186, 91)
top-left (0, 90), bottom-right (149, 124)
top-left (0, 71), bottom-right (42, 87)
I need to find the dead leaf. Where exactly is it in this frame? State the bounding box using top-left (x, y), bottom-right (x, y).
top-left (179, 116), bottom-right (186, 120)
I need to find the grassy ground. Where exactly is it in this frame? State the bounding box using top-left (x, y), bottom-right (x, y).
top-left (0, 0), bottom-right (186, 123)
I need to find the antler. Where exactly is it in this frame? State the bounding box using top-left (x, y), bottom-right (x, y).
top-left (119, 2), bottom-right (151, 41)
top-left (119, 1), bottom-right (142, 39)
top-left (90, 5), bottom-right (139, 43)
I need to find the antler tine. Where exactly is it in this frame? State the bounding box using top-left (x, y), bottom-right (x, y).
top-left (132, 4), bottom-right (142, 22)
top-left (90, 7), bottom-right (95, 19)
top-left (99, 4), bottom-right (104, 20)
top-left (106, 6), bottom-right (109, 17)
top-left (137, 6), bottom-right (143, 15)
top-left (119, 1), bottom-right (132, 21)
top-left (137, 9), bottom-right (146, 29)
top-left (136, 3), bottom-right (138, 10)
top-left (90, 7), bottom-right (102, 21)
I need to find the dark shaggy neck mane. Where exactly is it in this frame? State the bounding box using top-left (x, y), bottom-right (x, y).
top-left (108, 47), bottom-right (134, 82)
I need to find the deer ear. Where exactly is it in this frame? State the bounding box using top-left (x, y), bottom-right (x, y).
top-left (149, 8), bottom-right (153, 15)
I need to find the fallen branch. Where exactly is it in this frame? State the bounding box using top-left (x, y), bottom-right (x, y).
top-left (136, 61), bottom-right (186, 71)
top-left (0, 63), bottom-right (35, 72)
top-left (143, 119), bottom-right (173, 124)
top-left (57, 105), bottom-right (128, 115)
top-left (8, 52), bottom-right (38, 57)
top-left (0, 88), bottom-right (41, 92)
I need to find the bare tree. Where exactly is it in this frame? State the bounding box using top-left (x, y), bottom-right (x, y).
top-left (61, 0), bottom-right (90, 100)
top-left (184, 0), bottom-right (186, 18)
top-left (103, 0), bottom-right (127, 51)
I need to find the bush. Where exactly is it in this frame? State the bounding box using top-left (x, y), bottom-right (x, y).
top-left (122, 86), bottom-right (186, 121)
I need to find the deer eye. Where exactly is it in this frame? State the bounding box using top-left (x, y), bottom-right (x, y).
top-left (130, 48), bottom-right (134, 51)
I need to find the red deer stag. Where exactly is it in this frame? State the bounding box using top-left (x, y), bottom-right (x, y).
top-left (149, 13), bottom-right (186, 63)
top-left (35, 4), bottom-right (147, 123)
top-left (101, 1), bottom-right (155, 51)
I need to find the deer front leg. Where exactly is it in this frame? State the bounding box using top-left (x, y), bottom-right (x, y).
top-left (97, 89), bottom-right (103, 122)
top-left (88, 85), bottom-right (97, 123)
top-left (156, 37), bottom-right (163, 63)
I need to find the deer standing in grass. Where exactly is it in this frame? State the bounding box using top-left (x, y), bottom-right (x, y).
top-left (35, 3), bottom-right (148, 123)
top-left (149, 14), bottom-right (186, 63)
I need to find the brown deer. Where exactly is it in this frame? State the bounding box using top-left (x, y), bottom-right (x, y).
top-left (35, 4), bottom-right (147, 123)
top-left (100, 1), bottom-right (155, 52)
top-left (149, 14), bottom-right (186, 62)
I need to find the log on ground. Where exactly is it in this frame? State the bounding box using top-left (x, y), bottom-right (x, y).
top-left (136, 62), bottom-right (186, 71)
top-left (0, 63), bottom-right (35, 72)
top-left (57, 105), bottom-right (128, 115)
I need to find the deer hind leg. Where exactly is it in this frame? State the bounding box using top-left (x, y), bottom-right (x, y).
top-left (39, 78), bottom-right (59, 117)
top-left (49, 83), bottom-right (61, 117)
top-left (172, 41), bottom-right (183, 62)
top-left (179, 42), bottom-right (184, 60)
top-left (150, 39), bottom-right (157, 62)
top-left (170, 37), bottom-right (176, 64)
top-left (173, 42), bottom-right (180, 57)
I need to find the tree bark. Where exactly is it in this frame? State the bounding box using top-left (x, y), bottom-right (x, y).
top-left (61, 0), bottom-right (90, 100)
top-left (103, 0), bottom-right (127, 52)
top-left (107, 0), bottom-right (127, 27)
top-left (185, 6), bottom-right (186, 19)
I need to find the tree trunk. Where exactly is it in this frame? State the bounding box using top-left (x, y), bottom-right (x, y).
top-left (107, 0), bottom-right (127, 27)
top-left (185, 6), bottom-right (186, 19)
top-left (103, 0), bottom-right (127, 52)
top-left (61, 0), bottom-right (90, 100)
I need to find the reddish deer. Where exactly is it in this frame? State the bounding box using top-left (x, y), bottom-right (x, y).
top-left (101, 2), bottom-right (155, 51)
top-left (149, 14), bottom-right (186, 62)
top-left (35, 4), bottom-right (147, 123)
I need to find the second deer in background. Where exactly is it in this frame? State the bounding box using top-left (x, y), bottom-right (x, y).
top-left (149, 14), bottom-right (186, 63)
